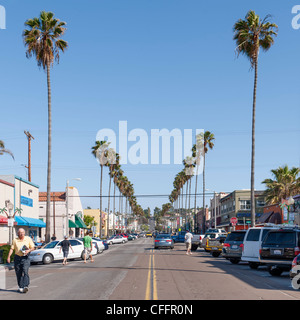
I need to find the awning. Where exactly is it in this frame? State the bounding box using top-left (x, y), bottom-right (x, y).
top-left (15, 216), bottom-right (46, 228)
top-left (69, 219), bottom-right (77, 228)
top-left (258, 211), bottom-right (274, 224)
top-left (75, 215), bottom-right (88, 229)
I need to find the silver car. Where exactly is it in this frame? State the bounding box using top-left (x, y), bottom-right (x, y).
top-left (154, 233), bottom-right (174, 249)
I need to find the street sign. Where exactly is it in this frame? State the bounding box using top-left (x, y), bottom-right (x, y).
top-left (7, 218), bottom-right (14, 227)
top-left (230, 217), bottom-right (238, 226)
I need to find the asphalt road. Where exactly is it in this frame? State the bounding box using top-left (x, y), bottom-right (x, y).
top-left (1, 237), bottom-right (300, 300)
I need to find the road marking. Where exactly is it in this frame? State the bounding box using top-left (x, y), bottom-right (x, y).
top-left (145, 249), bottom-right (158, 300)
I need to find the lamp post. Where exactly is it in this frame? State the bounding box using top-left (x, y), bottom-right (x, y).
top-left (287, 196), bottom-right (295, 223)
top-left (206, 189), bottom-right (217, 229)
top-left (65, 178), bottom-right (81, 237)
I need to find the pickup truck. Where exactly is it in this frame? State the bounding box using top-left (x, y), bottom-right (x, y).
top-left (191, 234), bottom-right (204, 251)
top-left (171, 231), bottom-right (187, 243)
top-left (206, 234), bottom-right (227, 257)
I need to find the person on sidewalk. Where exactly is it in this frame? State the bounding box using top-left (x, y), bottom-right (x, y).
top-left (185, 230), bottom-right (193, 255)
top-left (83, 232), bottom-right (94, 263)
top-left (7, 228), bottom-right (35, 293)
top-left (59, 236), bottom-right (74, 265)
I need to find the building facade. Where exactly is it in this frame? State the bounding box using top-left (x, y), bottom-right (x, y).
top-left (39, 187), bottom-right (87, 240)
top-left (219, 190), bottom-right (266, 231)
top-left (0, 175), bottom-right (45, 244)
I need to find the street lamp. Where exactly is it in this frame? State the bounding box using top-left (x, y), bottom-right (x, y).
top-left (287, 196), bottom-right (295, 223)
top-left (65, 178), bottom-right (81, 237)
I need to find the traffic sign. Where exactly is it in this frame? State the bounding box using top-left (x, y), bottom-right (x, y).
top-left (230, 217), bottom-right (238, 226)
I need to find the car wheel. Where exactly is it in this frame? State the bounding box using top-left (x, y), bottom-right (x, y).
top-left (122, 240), bottom-right (125, 244)
top-left (212, 252), bottom-right (220, 257)
top-left (249, 262), bottom-right (259, 269)
top-left (229, 258), bottom-right (240, 264)
top-left (42, 253), bottom-right (54, 264)
top-left (268, 266), bottom-right (283, 277)
top-left (81, 251), bottom-right (89, 260)
top-left (191, 244), bottom-right (198, 251)
top-left (109, 241), bottom-right (113, 245)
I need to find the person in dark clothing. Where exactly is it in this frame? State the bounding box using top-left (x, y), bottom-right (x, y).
top-left (59, 236), bottom-right (74, 265)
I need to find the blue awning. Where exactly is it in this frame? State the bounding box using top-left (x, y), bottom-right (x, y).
top-left (15, 216), bottom-right (46, 228)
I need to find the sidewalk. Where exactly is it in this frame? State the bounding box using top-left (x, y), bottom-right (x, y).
top-left (0, 263), bottom-right (14, 271)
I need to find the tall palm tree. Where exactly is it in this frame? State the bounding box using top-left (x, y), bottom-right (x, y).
top-left (202, 131), bottom-right (215, 232)
top-left (0, 140), bottom-right (14, 159)
top-left (23, 11), bottom-right (68, 242)
top-left (233, 10), bottom-right (278, 226)
top-left (262, 165), bottom-right (300, 205)
top-left (92, 140), bottom-right (110, 238)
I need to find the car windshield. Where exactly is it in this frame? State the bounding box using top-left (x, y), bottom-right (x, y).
top-left (43, 241), bottom-right (59, 249)
top-left (263, 231), bottom-right (295, 245)
top-left (226, 232), bottom-right (246, 242)
top-left (156, 234), bottom-right (171, 239)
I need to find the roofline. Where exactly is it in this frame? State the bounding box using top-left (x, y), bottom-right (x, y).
top-left (14, 175), bottom-right (39, 189)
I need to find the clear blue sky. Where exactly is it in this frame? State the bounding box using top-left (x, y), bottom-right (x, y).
top-left (0, 0), bottom-right (299, 212)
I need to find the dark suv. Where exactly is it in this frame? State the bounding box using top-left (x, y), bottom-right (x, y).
top-left (260, 228), bottom-right (300, 276)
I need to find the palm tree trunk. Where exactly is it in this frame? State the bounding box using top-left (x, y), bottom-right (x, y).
top-left (251, 58), bottom-right (258, 227)
top-left (113, 180), bottom-right (116, 235)
top-left (45, 61), bottom-right (51, 243)
top-left (100, 164), bottom-right (103, 238)
top-left (107, 173), bottom-right (111, 237)
top-left (194, 164), bottom-right (199, 233)
top-left (203, 154), bottom-right (206, 233)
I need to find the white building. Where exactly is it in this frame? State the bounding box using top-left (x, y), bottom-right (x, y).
top-left (39, 186), bottom-right (87, 240)
top-left (0, 175), bottom-right (45, 244)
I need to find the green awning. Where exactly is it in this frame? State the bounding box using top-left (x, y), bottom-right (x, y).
top-left (69, 219), bottom-right (77, 228)
top-left (75, 215), bottom-right (88, 229)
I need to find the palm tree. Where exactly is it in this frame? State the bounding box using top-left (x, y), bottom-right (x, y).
top-left (202, 131), bottom-right (215, 232)
top-left (262, 165), bottom-right (300, 205)
top-left (92, 140), bottom-right (110, 238)
top-left (233, 10), bottom-right (278, 226)
top-left (0, 140), bottom-right (14, 159)
top-left (23, 11), bottom-right (68, 242)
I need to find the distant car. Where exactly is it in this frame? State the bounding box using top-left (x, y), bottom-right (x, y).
top-left (154, 233), bottom-right (174, 249)
top-left (222, 231), bottom-right (247, 264)
top-left (128, 234), bottom-right (136, 241)
top-left (107, 235), bottom-right (128, 245)
top-left (146, 232), bottom-right (153, 238)
top-left (172, 231), bottom-right (187, 243)
top-left (138, 232), bottom-right (146, 238)
top-left (29, 239), bottom-right (97, 264)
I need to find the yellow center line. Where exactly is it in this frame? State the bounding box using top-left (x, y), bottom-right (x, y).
top-left (145, 248), bottom-right (158, 300)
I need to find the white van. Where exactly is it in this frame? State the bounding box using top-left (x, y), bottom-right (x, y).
top-left (241, 226), bottom-right (277, 269)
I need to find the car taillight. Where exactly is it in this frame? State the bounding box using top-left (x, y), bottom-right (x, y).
top-left (294, 247), bottom-right (300, 256)
top-left (155, 240), bottom-right (160, 242)
top-left (259, 249), bottom-right (262, 255)
top-left (223, 243), bottom-right (230, 247)
top-left (166, 240), bottom-right (172, 242)
top-left (199, 236), bottom-right (202, 240)
top-left (239, 244), bottom-right (244, 249)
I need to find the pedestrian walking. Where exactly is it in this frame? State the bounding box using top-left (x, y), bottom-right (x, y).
top-left (185, 230), bottom-right (193, 255)
top-left (83, 232), bottom-right (94, 263)
top-left (7, 228), bottom-right (35, 293)
top-left (59, 236), bottom-right (74, 265)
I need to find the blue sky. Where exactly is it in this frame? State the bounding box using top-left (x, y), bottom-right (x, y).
top-left (0, 0), bottom-right (299, 212)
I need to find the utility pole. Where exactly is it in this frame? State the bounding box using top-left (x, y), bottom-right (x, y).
top-left (24, 131), bottom-right (34, 182)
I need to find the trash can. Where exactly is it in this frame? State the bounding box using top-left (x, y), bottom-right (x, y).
top-left (0, 250), bottom-right (3, 264)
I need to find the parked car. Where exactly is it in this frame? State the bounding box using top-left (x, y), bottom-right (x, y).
top-left (128, 234), bottom-right (136, 241)
top-left (290, 253), bottom-right (300, 289)
top-left (146, 232), bottom-right (153, 238)
top-left (107, 235), bottom-right (128, 245)
top-left (138, 232), bottom-right (146, 238)
top-left (222, 230), bottom-right (247, 264)
top-left (260, 227), bottom-right (300, 276)
top-left (154, 233), bottom-right (174, 249)
top-left (241, 226), bottom-right (276, 269)
top-left (76, 237), bottom-right (105, 254)
top-left (29, 239), bottom-right (97, 264)
top-left (207, 234), bottom-right (228, 257)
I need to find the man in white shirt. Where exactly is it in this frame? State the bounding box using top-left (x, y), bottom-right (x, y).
top-left (184, 230), bottom-right (193, 255)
